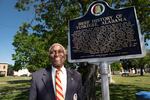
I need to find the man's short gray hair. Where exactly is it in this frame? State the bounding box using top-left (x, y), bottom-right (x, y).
top-left (49, 43), bottom-right (66, 55)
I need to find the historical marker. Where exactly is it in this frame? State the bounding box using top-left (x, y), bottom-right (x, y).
top-left (68, 1), bottom-right (145, 63)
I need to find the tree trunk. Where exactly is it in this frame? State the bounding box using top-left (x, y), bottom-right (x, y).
top-left (140, 66), bottom-right (144, 76)
top-left (78, 63), bottom-right (97, 100)
top-left (134, 67), bottom-right (137, 74)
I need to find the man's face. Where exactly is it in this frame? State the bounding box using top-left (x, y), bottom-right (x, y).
top-left (50, 45), bottom-right (66, 69)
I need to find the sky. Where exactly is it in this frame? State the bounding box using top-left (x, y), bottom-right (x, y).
top-left (0, 0), bottom-right (150, 65)
top-left (0, 0), bottom-right (34, 65)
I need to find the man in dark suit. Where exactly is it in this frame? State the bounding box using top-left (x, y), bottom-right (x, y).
top-left (29, 43), bottom-right (82, 100)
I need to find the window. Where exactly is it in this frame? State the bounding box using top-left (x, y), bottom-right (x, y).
top-left (3, 66), bottom-right (5, 69)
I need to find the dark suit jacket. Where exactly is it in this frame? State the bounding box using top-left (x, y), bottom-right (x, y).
top-left (29, 67), bottom-right (82, 100)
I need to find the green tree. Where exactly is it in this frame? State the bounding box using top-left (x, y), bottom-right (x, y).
top-left (120, 49), bottom-right (150, 76)
top-left (12, 23), bottom-right (49, 72)
top-left (111, 61), bottom-right (122, 74)
top-left (129, 50), bottom-right (150, 76)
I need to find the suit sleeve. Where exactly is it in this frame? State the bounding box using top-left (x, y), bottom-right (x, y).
top-left (29, 74), bottom-right (37, 100)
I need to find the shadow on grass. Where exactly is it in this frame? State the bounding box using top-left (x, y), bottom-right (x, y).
top-left (13, 89), bottom-right (29, 100)
top-left (0, 79), bottom-right (31, 93)
top-left (0, 79), bottom-right (31, 100)
top-left (0, 89), bottom-right (29, 100)
top-left (96, 83), bottom-right (150, 100)
top-left (7, 79), bottom-right (31, 84)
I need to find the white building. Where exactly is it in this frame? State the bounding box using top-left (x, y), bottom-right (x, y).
top-left (14, 69), bottom-right (31, 76)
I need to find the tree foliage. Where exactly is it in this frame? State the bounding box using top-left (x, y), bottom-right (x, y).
top-left (12, 23), bottom-right (49, 72)
top-left (111, 61), bottom-right (122, 71)
top-left (129, 50), bottom-right (150, 75)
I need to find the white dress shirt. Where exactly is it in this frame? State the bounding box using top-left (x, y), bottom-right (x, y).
top-left (52, 66), bottom-right (67, 98)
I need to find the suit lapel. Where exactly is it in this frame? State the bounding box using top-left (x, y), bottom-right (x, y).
top-left (42, 67), bottom-right (55, 100)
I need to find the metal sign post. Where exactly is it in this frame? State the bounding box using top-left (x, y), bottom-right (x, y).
top-left (100, 62), bottom-right (110, 100)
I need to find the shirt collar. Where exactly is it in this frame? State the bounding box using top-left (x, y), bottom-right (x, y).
top-left (52, 65), bottom-right (66, 74)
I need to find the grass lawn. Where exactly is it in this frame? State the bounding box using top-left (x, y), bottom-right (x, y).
top-left (0, 74), bottom-right (150, 100)
top-left (0, 76), bottom-right (31, 100)
top-left (96, 73), bottom-right (150, 100)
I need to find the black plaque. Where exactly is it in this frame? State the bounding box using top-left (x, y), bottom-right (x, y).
top-left (68, 1), bottom-right (145, 62)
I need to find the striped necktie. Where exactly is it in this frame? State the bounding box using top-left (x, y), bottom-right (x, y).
top-left (55, 70), bottom-right (64, 100)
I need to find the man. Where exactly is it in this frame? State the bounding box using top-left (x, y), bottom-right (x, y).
top-left (29, 43), bottom-right (82, 100)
